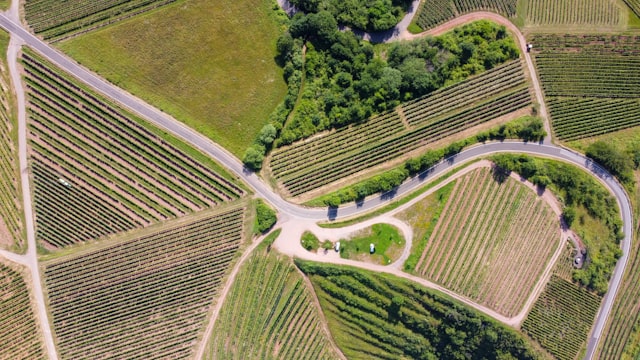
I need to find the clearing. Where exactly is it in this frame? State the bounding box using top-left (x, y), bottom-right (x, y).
top-left (338, 223), bottom-right (405, 266)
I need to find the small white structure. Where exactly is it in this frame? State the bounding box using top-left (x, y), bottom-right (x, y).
top-left (527, 43), bottom-right (533, 52)
top-left (334, 241), bottom-right (340, 252)
top-left (369, 243), bottom-right (375, 254)
top-left (58, 178), bottom-right (71, 188)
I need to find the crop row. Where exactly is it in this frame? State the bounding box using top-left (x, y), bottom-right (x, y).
top-left (548, 97), bottom-right (640, 141)
top-left (207, 250), bottom-right (338, 359)
top-left (0, 263), bottom-right (46, 359)
top-left (414, 0), bottom-right (516, 29)
top-left (522, 275), bottom-right (601, 360)
top-left (530, 34), bottom-right (640, 55)
top-left (525, 0), bottom-right (622, 26)
top-left (43, 205), bottom-right (245, 359)
top-left (25, 0), bottom-right (175, 40)
top-left (0, 51), bottom-right (23, 249)
top-left (623, 0), bottom-right (640, 17)
top-left (22, 50), bottom-right (243, 247)
top-left (275, 86), bottom-right (531, 196)
top-left (413, 167), bottom-right (558, 316)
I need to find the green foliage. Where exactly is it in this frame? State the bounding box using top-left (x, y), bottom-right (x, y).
top-left (301, 231), bottom-right (320, 251)
top-left (255, 200), bottom-right (277, 234)
top-left (414, 0), bottom-right (517, 31)
top-left (490, 154), bottom-right (622, 294)
top-left (296, 261), bottom-right (543, 359)
top-left (242, 145), bottom-right (265, 171)
top-left (290, 0), bottom-right (413, 31)
top-left (586, 141), bottom-right (634, 186)
top-left (339, 223), bottom-right (405, 265)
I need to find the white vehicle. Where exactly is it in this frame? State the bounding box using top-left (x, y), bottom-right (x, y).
top-left (334, 241), bottom-right (340, 252)
top-left (370, 243), bottom-right (375, 254)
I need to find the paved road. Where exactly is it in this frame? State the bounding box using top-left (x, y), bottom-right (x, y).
top-left (0, 13), bottom-right (629, 360)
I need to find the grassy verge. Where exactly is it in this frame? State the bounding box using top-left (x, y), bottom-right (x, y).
top-left (339, 223), bottom-right (404, 265)
top-left (58, 0), bottom-right (287, 157)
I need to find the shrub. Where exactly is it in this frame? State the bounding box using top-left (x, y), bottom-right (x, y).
top-left (255, 200), bottom-right (277, 233)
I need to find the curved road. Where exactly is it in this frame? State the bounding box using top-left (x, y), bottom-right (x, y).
top-left (0, 12), bottom-right (629, 360)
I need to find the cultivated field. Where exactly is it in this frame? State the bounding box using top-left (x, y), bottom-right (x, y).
top-left (269, 60), bottom-right (531, 197)
top-left (524, 0), bottom-right (624, 28)
top-left (297, 261), bottom-right (541, 359)
top-left (22, 49), bottom-right (245, 248)
top-left (43, 205), bottom-right (245, 359)
top-left (531, 34), bottom-right (640, 141)
top-left (414, 0), bottom-right (517, 30)
top-left (205, 246), bottom-right (339, 359)
top-left (522, 275), bottom-right (601, 360)
top-left (0, 261), bottom-right (45, 359)
top-left (24, 0), bottom-right (175, 41)
top-left (406, 167), bottom-right (560, 317)
top-left (0, 31), bottom-right (23, 250)
top-left (624, 0), bottom-right (640, 16)
top-left (57, 0), bottom-right (287, 157)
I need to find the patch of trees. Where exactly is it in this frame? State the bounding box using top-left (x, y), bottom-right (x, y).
top-left (586, 141), bottom-right (635, 187)
top-left (289, 0), bottom-right (413, 32)
top-left (255, 200), bottom-right (277, 234)
top-left (491, 154), bottom-right (622, 295)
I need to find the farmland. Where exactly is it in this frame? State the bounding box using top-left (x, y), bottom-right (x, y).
top-left (401, 166), bottom-right (559, 317)
top-left (0, 31), bottom-right (23, 251)
top-left (523, 0), bottom-right (624, 29)
top-left (22, 49), bottom-right (245, 248)
top-left (413, 0), bottom-right (516, 30)
top-left (205, 244), bottom-right (340, 359)
top-left (0, 261), bottom-right (45, 359)
top-left (43, 205), bottom-right (245, 359)
top-left (531, 34), bottom-right (640, 141)
top-left (522, 275), bottom-right (601, 360)
top-left (57, 0), bottom-right (287, 157)
top-left (625, 0), bottom-right (640, 16)
top-left (297, 260), bottom-right (542, 359)
top-left (24, 0), bottom-right (175, 41)
top-left (268, 60), bottom-right (531, 197)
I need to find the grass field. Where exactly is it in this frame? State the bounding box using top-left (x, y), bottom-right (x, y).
top-left (43, 205), bottom-right (246, 359)
top-left (22, 49), bottom-right (245, 248)
top-left (268, 60), bottom-right (531, 197)
top-left (401, 167), bottom-right (560, 317)
top-left (339, 223), bottom-right (405, 265)
top-left (297, 260), bottom-right (543, 359)
top-left (413, 0), bottom-right (517, 30)
top-left (0, 31), bottom-right (23, 251)
top-left (522, 0), bottom-right (625, 29)
top-left (530, 34), bottom-right (640, 142)
top-left (0, 261), bottom-right (46, 359)
top-left (24, 0), bottom-right (175, 41)
top-left (205, 243), bottom-right (340, 359)
top-left (57, 0), bottom-right (287, 157)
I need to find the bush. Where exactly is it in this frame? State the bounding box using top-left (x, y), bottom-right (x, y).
top-left (255, 200), bottom-right (277, 234)
top-left (243, 145), bottom-right (265, 171)
top-left (586, 141), bottom-right (634, 186)
top-left (301, 231), bottom-right (320, 251)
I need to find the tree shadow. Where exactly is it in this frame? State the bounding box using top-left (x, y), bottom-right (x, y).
top-left (491, 164), bottom-right (510, 184)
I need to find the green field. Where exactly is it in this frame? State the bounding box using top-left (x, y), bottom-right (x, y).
top-left (43, 205), bottom-right (246, 359)
top-left (0, 261), bottom-right (46, 359)
top-left (339, 223), bottom-right (405, 265)
top-left (0, 31), bottom-right (23, 251)
top-left (297, 260), bottom-right (543, 359)
top-left (58, 0), bottom-right (287, 157)
top-left (22, 49), bottom-right (246, 248)
top-left (400, 166), bottom-right (560, 317)
top-left (523, 0), bottom-right (625, 29)
top-left (205, 244), bottom-right (340, 359)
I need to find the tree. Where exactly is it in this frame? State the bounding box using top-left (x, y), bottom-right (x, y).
top-left (257, 124), bottom-right (277, 146)
top-left (242, 145), bottom-right (265, 171)
top-left (586, 141), bottom-right (634, 185)
top-left (255, 200), bottom-right (277, 233)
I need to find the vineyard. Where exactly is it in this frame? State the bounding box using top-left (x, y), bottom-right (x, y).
top-left (268, 60), bottom-right (531, 197)
top-left (0, 32), bottom-right (23, 250)
top-left (0, 261), bottom-right (46, 359)
top-left (21, 49), bottom-right (245, 248)
top-left (624, 0), bottom-right (640, 17)
top-left (414, 0), bottom-right (516, 30)
top-left (297, 260), bottom-right (541, 359)
top-left (43, 205), bottom-right (245, 359)
top-left (524, 0), bottom-right (624, 28)
top-left (531, 34), bottom-right (640, 141)
top-left (405, 167), bottom-right (559, 317)
top-left (24, 0), bottom-right (175, 41)
top-left (205, 246), bottom-right (339, 359)
top-left (522, 275), bottom-right (601, 360)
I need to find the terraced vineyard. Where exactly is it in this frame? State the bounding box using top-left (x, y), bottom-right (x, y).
top-left (525, 0), bottom-right (623, 28)
top-left (0, 261), bottom-right (46, 359)
top-left (297, 261), bottom-right (541, 359)
top-left (206, 246), bottom-right (339, 359)
top-left (531, 34), bottom-right (640, 141)
top-left (0, 32), bottom-right (23, 250)
top-left (522, 275), bottom-right (601, 360)
top-left (414, 0), bottom-right (516, 30)
top-left (406, 167), bottom-right (559, 316)
top-left (22, 49), bottom-right (245, 248)
top-left (24, 0), bottom-right (175, 41)
top-left (43, 205), bottom-right (245, 359)
top-left (269, 60), bottom-right (531, 197)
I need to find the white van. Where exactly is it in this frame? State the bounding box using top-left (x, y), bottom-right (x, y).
top-left (334, 241), bottom-right (340, 252)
